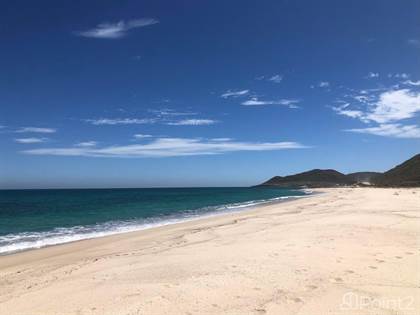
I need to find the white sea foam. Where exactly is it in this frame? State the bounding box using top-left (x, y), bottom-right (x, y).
top-left (0, 193), bottom-right (309, 254)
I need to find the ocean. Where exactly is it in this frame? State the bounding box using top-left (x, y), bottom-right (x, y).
top-left (0, 187), bottom-right (309, 254)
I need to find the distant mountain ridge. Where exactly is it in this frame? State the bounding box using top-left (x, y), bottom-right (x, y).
top-left (373, 154), bottom-right (420, 187)
top-left (258, 154), bottom-right (420, 188)
top-left (260, 169), bottom-right (353, 188)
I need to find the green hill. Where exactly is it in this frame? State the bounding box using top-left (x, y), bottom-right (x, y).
top-left (260, 169), bottom-right (355, 188)
top-left (373, 154), bottom-right (420, 187)
top-left (258, 154), bottom-right (420, 188)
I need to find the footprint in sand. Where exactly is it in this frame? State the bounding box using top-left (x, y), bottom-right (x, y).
top-left (345, 270), bottom-right (355, 274)
top-left (375, 259), bottom-right (385, 263)
top-left (369, 266), bottom-right (378, 270)
top-left (405, 252), bottom-right (414, 255)
top-left (255, 308), bottom-right (266, 314)
top-left (395, 256), bottom-right (403, 259)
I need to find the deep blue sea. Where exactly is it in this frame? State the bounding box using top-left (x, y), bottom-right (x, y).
top-left (0, 187), bottom-right (309, 254)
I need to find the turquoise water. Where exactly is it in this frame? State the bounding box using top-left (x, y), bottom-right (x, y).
top-left (0, 187), bottom-right (308, 254)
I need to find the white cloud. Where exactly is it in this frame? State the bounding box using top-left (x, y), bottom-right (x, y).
top-left (85, 118), bottom-right (155, 125)
top-left (75, 141), bottom-right (97, 147)
top-left (333, 87), bottom-right (420, 139)
top-left (16, 127), bottom-right (56, 133)
top-left (241, 97), bottom-right (299, 108)
top-left (134, 134), bottom-right (153, 139)
top-left (366, 89), bottom-right (420, 123)
top-left (268, 75), bottom-right (283, 83)
top-left (167, 119), bottom-right (218, 126)
top-left (366, 72), bottom-right (379, 78)
top-left (395, 73), bottom-right (409, 79)
top-left (334, 89), bottom-right (420, 124)
top-left (22, 138), bottom-right (308, 158)
top-left (75, 18), bottom-right (158, 39)
top-left (403, 80), bottom-right (420, 86)
top-left (15, 137), bottom-right (47, 144)
top-left (149, 109), bottom-right (197, 116)
top-left (310, 81), bottom-right (330, 89)
top-left (221, 89), bottom-right (249, 99)
top-left (256, 74), bottom-right (284, 83)
top-left (332, 106), bottom-right (366, 120)
top-left (346, 124), bottom-right (420, 139)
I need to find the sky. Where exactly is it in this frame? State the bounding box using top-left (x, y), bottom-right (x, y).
top-left (1, 0), bottom-right (419, 189)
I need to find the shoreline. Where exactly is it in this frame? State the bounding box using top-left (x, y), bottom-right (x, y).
top-left (0, 191), bottom-right (312, 256)
top-left (1, 187), bottom-right (419, 315)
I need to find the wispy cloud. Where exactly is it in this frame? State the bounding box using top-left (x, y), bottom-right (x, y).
top-left (15, 137), bottom-right (47, 144)
top-left (366, 72), bottom-right (379, 78)
top-left (22, 138), bottom-right (308, 158)
top-left (268, 74), bottom-right (283, 83)
top-left (256, 74), bottom-right (284, 83)
top-left (16, 127), bottom-right (56, 133)
top-left (149, 109), bottom-right (197, 116)
top-left (75, 141), bottom-right (97, 147)
top-left (310, 81), bottom-right (330, 89)
top-left (346, 124), bottom-right (420, 139)
top-left (388, 73), bottom-right (409, 79)
top-left (84, 111), bottom-right (211, 127)
top-left (403, 80), bottom-right (420, 86)
top-left (332, 104), bottom-right (366, 120)
top-left (85, 118), bottom-right (155, 125)
top-left (221, 89), bottom-right (249, 99)
top-left (332, 85), bottom-right (420, 138)
top-left (167, 119), bottom-right (218, 126)
top-left (75, 18), bottom-right (158, 39)
top-left (333, 89), bottom-right (420, 124)
top-left (366, 89), bottom-right (420, 123)
top-left (241, 97), bottom-right (299, 108)
top-left (134, 134), bottom-right (153, 139)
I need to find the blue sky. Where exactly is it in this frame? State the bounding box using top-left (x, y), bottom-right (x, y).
top-left (1, 0), bottom-right (419, 189)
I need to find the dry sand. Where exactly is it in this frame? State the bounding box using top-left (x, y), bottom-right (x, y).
top-left (0, 188), bottom-right (419, 315)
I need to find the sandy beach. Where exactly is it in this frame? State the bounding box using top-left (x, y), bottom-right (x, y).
top-left (0, 188), bottom-right (419, 315)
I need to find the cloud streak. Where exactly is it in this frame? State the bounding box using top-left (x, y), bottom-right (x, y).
top-left (268, 75), bottom-right (283, 83)
top-left (16, 127), bottom-right (56, 133)
top-left (22, 138), bottom-right (308, 158)
top-left (15, 137), bottom-right (47, 144)
top-left (75, 18), bottom-right (158, 39)
top-left (256, 74), bottom-right (283, 83)
top-left (75, 141), bottom-right (98, 147)
top-left (241, 97), bottom-right (299, 108)
top-left (167, 119), bottom-right (218, 126)
top-left (346, 124), bottom-right (420, 139)
top-left (133, 134), bottom-right (153, 139)
top-left (221, 90), bottom-right (249, 99)
top-left (85, 118), bottom-right (156, 125)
